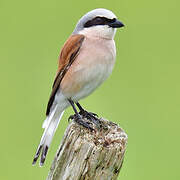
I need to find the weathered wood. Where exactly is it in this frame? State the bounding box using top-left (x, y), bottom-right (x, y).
top-left (47, 118), bottom-right (127, 180)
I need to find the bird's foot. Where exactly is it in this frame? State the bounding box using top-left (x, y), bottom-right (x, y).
top-left (68, 113), bottom-right (94, 131)
top-left (79, 110), bottom-right (102, 129)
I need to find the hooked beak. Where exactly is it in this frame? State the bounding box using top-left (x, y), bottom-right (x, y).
top-left (109, 19), bottom-right (124, 28)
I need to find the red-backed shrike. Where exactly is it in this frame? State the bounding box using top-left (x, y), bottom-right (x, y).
top-left (33, 8), bottom-right (124, 166)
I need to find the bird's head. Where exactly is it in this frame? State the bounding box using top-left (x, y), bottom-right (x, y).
top-left (73, 8), bottom-right (124, 39)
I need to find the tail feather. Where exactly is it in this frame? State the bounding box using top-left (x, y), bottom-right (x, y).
top-left (32, 145), bottom-right (43, 165)
top-left (42, 105), bottom-right (57, 129)
top-left (32, 106), bottom-right (64, 166)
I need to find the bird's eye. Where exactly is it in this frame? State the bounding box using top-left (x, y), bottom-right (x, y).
top-left (95, 17), bottom-right (103, 23)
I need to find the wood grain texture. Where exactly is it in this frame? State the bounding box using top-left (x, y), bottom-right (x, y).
top-left (47, 118), bottom-right (127, 180)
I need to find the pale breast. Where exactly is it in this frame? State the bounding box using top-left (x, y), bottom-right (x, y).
top-left (60, 36), bottom-right (116, 101)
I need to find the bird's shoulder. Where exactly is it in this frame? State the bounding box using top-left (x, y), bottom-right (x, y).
top-left (58, 34), bottom-right (85, 71)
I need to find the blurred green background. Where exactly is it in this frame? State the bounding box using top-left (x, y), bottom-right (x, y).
top-left (0, 0), bottom-right (180, 179)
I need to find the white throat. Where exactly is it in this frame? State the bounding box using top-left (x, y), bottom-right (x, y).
top-left (78, 26), bottom-right (116, 40)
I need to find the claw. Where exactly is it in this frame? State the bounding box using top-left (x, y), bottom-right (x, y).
top-left (68, 113), bottom-right (94, 131)
top-left (79, 110), bottom-right (102, 128)
top-left (89, 112), bottom-right (98, 117)
top-left (68, 114), bottom-right (75, 122)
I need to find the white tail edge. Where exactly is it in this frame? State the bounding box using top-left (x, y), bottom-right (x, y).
top-left (32, 105), bottom-right (64, 166)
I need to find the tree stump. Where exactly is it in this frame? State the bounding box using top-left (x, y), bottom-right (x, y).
top-left (47, 118), bottom-right (128, 180)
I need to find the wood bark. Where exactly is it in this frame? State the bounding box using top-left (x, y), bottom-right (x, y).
top-left (47, 118), bottom-right (127, 180)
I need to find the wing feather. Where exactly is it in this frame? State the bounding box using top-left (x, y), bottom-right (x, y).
top-left (46, 34), bottom-right (85, 116)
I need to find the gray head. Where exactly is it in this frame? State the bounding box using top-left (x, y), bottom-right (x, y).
top-left (73, 8), bottom-right (124, 39)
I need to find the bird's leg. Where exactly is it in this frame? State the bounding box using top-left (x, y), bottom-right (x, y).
top-left (76, 102), bottom-right (98, 117)
top-left (68, 99), bottom-right (94, 131)
top-left (76, 102), bottom-right (102, 128)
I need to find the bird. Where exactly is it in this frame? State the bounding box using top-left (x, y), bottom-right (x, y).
top-left (32, 8), bottom-right (124, 166)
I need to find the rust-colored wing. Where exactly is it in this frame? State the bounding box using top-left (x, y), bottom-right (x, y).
top-left (46, 34), bottom-right (85, 116)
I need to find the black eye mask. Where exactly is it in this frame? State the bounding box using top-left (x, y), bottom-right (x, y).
top-left (84, 16), bottom-right (116, 28)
